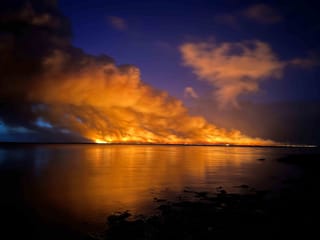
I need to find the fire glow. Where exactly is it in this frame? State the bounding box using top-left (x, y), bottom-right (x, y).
top-left (0, 1), bottom-right (280, 146)
top-left (2, 45), bottom-right (278, 146)
top-left (28, 53), bottom-right (276, 146)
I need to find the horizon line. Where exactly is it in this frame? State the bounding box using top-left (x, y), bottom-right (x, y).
top-left (0, 141), bottom-right (317, 148)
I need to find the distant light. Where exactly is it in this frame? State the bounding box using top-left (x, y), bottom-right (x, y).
top-left (282, 144), bottom-right (318, 148)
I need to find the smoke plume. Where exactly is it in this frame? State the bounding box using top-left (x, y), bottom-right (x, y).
top-left (0, 0), bottom-right (275, 145)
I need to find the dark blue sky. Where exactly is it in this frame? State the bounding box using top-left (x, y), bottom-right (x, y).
top-left (59, 0), bottom-right (320, 102)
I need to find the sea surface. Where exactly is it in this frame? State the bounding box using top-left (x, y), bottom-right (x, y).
top-left (0, 144), bottom-right (318, 235)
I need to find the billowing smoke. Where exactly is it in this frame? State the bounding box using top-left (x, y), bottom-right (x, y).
top-left (0, 0), bottom-right (275, 145)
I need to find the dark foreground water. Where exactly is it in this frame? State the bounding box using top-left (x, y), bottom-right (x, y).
top-left (0, 144), bottom-right (318, 239)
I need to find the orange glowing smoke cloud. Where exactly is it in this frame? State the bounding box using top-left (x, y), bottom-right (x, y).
top-left (0, 1), bottom-right (277, 145)
top-left (25, 49), bottom-right (276, 146)
top-left (1, 1), bottom-right (318, 146)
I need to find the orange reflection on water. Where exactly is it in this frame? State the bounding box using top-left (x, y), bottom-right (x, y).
top-left (26, 145), bottom-right (284, 227)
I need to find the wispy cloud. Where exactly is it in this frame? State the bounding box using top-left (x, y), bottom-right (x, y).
top-left (215, 3), bottom-right (283, 27)
top-left (241, 4), bottom-right (283, 24)
top-left (180, 40), bottom-right (317, 108)
top-left (107, 16), bottom-right (128, 31)
top-left (289, 57), bottom-right (319, 68)
top-left (184, 87), bottom-right (198, 99)
top-left (214, 13), bottom-right (239, 28)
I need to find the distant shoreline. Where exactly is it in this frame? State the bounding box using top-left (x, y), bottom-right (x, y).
top-left (0, 141), bottom-right (317, 148)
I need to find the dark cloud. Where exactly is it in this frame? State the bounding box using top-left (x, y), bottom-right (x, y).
top-left (0, 0), bottom-right (111, 142)
top-left (107, 16), bottom-right (128, 31)
top-left (0, 0), bottom-right (71, 99)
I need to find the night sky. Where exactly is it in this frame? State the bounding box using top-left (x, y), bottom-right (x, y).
top-left (1, 0), bottom-right (320, 145)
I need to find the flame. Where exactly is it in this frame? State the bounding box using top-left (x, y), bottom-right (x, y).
top-left (95, 139), bottom-right (108, 144)
top-left (89, 126), bottom-right (275, 146)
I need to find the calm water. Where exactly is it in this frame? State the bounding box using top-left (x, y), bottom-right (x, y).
top-left (0, 144), bottom-right (317, 233)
